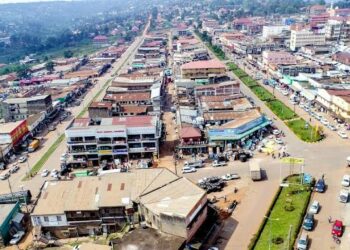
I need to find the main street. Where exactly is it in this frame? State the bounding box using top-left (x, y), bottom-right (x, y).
top-left (192, 33), bottom-right (350, 249)
top-left (0, 20), bottom-right (151, 199)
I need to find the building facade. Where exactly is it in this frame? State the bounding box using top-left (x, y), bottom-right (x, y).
top-left (290, 29), bottom-right (326, 51)
top-left (65, 116), bottom-right (161, 166)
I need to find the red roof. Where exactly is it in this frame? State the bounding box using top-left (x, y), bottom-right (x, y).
top-left (93, 35), bottom-right (108, 41)
top-left (89, 102), bottom-right (112, 109)
top-left (180, 127), bottom-right (201, 139)
top-left (181, 59), bottom-right (226, 70)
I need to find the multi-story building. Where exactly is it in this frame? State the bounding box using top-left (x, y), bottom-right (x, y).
top-left (262, 25), bottom-right (289, 39)
top-left (333, 52), bottom-right (350, 66)
top-left (325, 19), bottom-right (350, 40)
top-left (0, 95), bottom-right (53, 122)
top-left (31, 169), bottom-right (207, 242)
top-left (262, 51), bottom-right (296, 66)
top-left (290, 29), bottom-right (326, 51)
top-left (180, 59), bottom-right (226, 80)
top-left (194, 81), bottom-right (240, 97)
top-left (65, 116), bottom-right (161, 165)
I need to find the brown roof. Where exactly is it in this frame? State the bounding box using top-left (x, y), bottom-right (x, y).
top-left (204, 109), bottom-right (260, 123)
top-left (180, 127), bottom-right (201, 139)
top-left (89, 102), bottom-right (112, 109)
top-left (121, 105), bottom-right (148, 113)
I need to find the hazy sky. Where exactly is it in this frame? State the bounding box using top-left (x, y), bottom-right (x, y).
top-left (0, 0), bottom-right (74, 4)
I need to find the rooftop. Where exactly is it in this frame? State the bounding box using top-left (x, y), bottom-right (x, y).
top-left (0, 203), bottom-right (16, 226)
top-left (103, 92), bottom-right (150, 102)
top-left (0, 120), bottom-right (26, 134)
top-left (180, 127), bottom-right (201, 139)
top-left (89, 102), bottom-right (112, 109)
top-left (5, 95), bottom-right (50, 104)
top-left (181, 59), bottom-right (226, 70)
top-left (69, 116), bottom-right (156, 129)
top-left (32, 168), bottom-right (205, 219)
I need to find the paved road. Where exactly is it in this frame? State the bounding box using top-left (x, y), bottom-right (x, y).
top-left (0, 20), bottom-right (150, 199)
top-left (193, 34), bottom-right (350, 249)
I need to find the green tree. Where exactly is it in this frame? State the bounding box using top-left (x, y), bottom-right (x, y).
top-left (16, 65), bottom-right (31, 79)
top-left (45, 61), bottom-right (55, 73)
top-left (63, 50), bottom-right (74, 58)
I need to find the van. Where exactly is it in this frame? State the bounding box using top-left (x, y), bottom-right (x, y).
top-left (339, 190), bottom-right (349, 203)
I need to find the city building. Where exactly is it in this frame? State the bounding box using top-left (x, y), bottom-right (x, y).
top-left (262, 25), bottom-right (289, 39)
top-left (0, 120), bottom-right (29, 148)
top-left (1, 95), bottom-right (53, 122)
top-left (290, 29), bottom-right (326, 51)
top-left (262, 51), bottom-right (296, 66)
top-left (333, 52), bottom-right (350, 66)
top-left (207, 109), bottom-right (271, 151)
top-left (31, 169), bottom-right (207, 242)
top-left (0, 202), bottom-right (24, 247)
top-left (180, 59), bottom-right (226, 80)
top-left (325, 19), bottom-right (350, 40)
top-left (65, 116), bottom-right (161, 166)
top-left (194, 81), bottom-right (240, 97)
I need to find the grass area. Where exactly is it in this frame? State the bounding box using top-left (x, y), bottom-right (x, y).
top-left (227, 62), bottom-right (322, 142)
top-left (254, 176), bottom-right (312, 250)
top-left (286, 119), bottom-right (323, 142)
top-left (195, 30), bottom-right (227, 60)
top-left (266, 100), bottom-right (296, 120)
top-left (23, 134), bottom-right (65, 180)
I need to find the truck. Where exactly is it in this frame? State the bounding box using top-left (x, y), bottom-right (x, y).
top-left (28, 139), bottom-right (40, 152)
top-left (250, 160), bottom-right (262, 181)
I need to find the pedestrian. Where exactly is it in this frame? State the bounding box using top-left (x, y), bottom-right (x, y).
top-left (278, 152), bottom-right (281, 158)
top-left (328, 216), bottom-right (332, 223)
top-left (224, 195), bottom-right (227, 202)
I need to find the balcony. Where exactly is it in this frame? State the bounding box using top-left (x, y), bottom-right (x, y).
top-left (113, 149), bottom-right (128, 155)
top-left (129, 147), bottom-right (156, 153)
top-left (68, 139), bottom-right (96, 144)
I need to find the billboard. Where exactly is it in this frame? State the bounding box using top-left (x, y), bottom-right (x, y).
top-left (10, 120), bottom-right (29, 146)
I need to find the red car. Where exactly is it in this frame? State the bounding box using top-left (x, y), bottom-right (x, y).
top-left (332, 220), bottom-right (343, 237)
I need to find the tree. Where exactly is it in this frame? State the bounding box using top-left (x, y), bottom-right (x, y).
top-left (63, 50), bottom-right (74, 58)
top-left (16, 65), bottom-right (31, 79)
top-left (45, 61), bottom-right (55, 74)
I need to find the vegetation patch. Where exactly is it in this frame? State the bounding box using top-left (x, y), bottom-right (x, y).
top-left (286, 118), bottom-right (323, 142)
top-left (254, 176), bottom-right (311, 250)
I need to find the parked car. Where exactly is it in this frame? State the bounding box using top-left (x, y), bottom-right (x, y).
top-left (308, 200), bottom-right (319, 214)
top-left (18, 156), bottom-right (27, 163)
top-left (315, 178), bottom-right (325, 193)
top-left (50, 169), bottom-right (58, 177)
top-left (272, 129), bottom-right (280, 135)
top-left (339, 189), bottom-right (349, 203)
top-left (321, 118), bottom-right (329, 126)
top-left (212, 160), bottom-right (227, 167)
top-left (0, 171), bottom-right (10, 180)
top-left (337, 131), bottom-right (348, 139)
top-left (332, 220), bottom-right (344, 237)
top-left (221, 173), bottom-right (240, 181)
top-left (41, 169), bottom-right (49, 177)
top-left (282, 90), bottom-right (289, 96)
top-left (297, 233), bottom-right (309, 250)
top-left (302, 213), bottom-right (314, 231)
top-left (327, 124), bottom-right (337, 131)
top-left (341, 175), bottom-right (350, 187)
top-left (182, 167), bottom-right (196, 174)
top-left (9, 231), bottom-right (25, 245)
top-left (274, 138), bottom-right (284, 144)
top-left (10, 164), bottom-right (20, 174)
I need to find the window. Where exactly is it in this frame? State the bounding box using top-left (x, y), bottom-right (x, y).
top-left (56, 216), bottom-right (62, 222)
top-left (44, 216), bottom-right (49, 222)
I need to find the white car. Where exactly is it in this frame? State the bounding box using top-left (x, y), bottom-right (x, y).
top-left (341, 175), bottom-right (350, 187)
top-left (275, 138), bottom-right (284, 144)
top-left (50, 169), bottom-right (58, 177)
top-left (338, 131), bottom-right (348, 139)
top-left (41, 169), bottom-right (49, 177)
top-left (282, 90), bottom-right (289, 96)
top-left (9, 231), bottom-right (25, 245)
top-left (272, 129), bottom-right (280, 135)
top-left (221, 173), bottom-right (240, 181)
top-left (182, 167), bottom-right (196, 174)
top-left (321, 118), bottom-right (329, 126)
top-left (327, 124), bottom-right (337, 131)
top-left (18, 156), bottom-right (27, 163)
top-left (308, 200), bottom-right (319, 214)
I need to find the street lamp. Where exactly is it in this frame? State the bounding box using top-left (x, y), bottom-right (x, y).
top-left (264, 216), bottom-right (280, 250)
